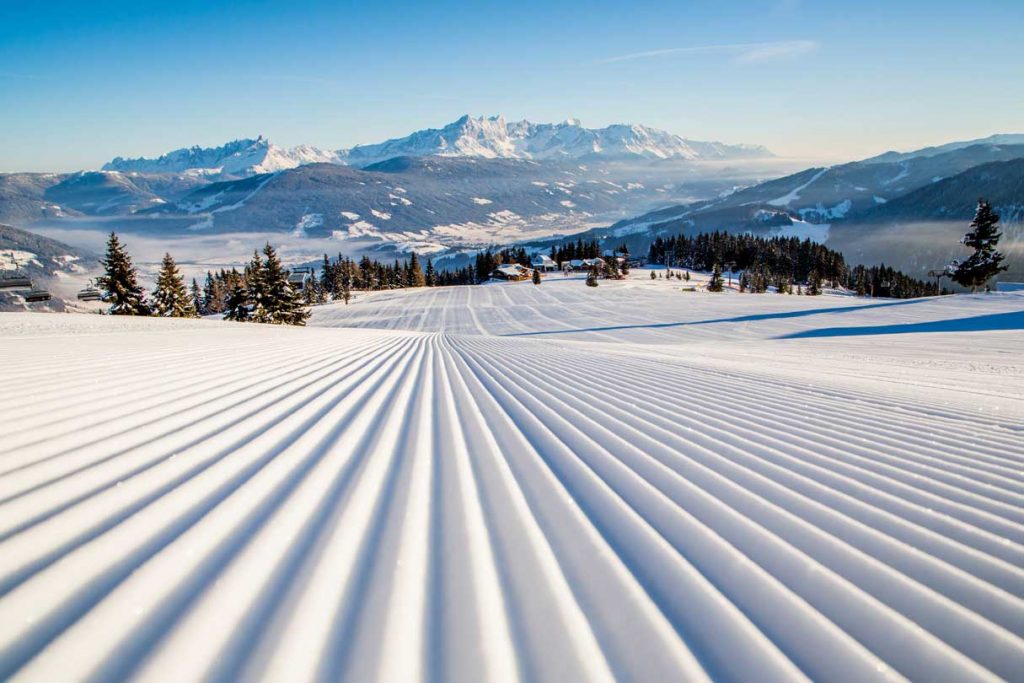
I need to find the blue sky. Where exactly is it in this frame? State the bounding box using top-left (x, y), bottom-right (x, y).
top-left (1, 0), bottom-right (1022, 171)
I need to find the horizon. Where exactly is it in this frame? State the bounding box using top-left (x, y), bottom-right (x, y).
top-left (2, 0), bottom-right (1022, 173)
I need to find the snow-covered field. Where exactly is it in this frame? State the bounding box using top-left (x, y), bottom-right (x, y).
top-left (1, 275), bottom-right (1023, 682)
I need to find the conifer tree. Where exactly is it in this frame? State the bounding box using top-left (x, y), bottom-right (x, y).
top-left (152, 253), bottom-right (197, 317)
top-left (807, 270), bottom-right (822, 295)
top-left (408, 252), bottom-right (426, 287)
top-left (97, 232), bottom-right (149, 315)
top-left (586, 266), bottom-right (599, 287)
top-left (203, 271), bottom-right (225, 313)
top-left (425, 258), bottom-right (436, 287)
top-left (650, 270), bottom-right (656, 280)
top-left (305, 274), bottom-right (325, 306)
top-left (190, 278), bottom-right (205, 315)
top-left (261, 243), bottom-right (310, 325)
top-left (245, 250), bottom-right (269, 322)
top-left (532, 268), bottom-right (542, 285)
top-left (708, 264), bottom-right (724, 292)
top-left (951, 199), bottom-right (1007, 291)
top-left (223, 277), bottom-right (249, 321)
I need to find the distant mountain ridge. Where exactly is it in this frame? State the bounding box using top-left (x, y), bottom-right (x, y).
top-left (336, 115), bottom-right (774, 167)
top-left (103, 136), bottom-right (343, 177)
top-left (100, 115), bottom-right (774, 177)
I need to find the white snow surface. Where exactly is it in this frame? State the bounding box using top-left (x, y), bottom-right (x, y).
top-left (1, 279), bottom-right (1023, 682)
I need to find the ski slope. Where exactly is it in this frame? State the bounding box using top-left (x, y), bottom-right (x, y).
top-left (1, 276), bottom-right (1023, 682)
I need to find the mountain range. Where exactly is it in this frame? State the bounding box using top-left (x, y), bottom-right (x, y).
top-left (101, 115), bottom-right (774, 177)
top-left (1, 117), bottom-right (1021, 283)
top-left (583, 138), bottom-right (1024, 280)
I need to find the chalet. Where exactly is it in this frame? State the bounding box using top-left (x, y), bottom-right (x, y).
top-left (287, 267), bottom-right (314, 290)
top-left (491, 263), bottom-right (534, 281)
top-left (582, 257), bottom-right (606, 269)
top-left (530, 254), bottom-right (558, 272)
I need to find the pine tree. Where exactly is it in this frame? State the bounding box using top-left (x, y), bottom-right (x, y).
top-left (708, 264), bottom-right (724, 292)
top-left (408, 252), bottom-right (426, 287)
top-left (951, 199), bottom-right (1007, 291)
top-left (305, 274), bottom-right (325, 306)
top-left (223, 277), bottom-right (250, 321)
top-left (152, 253), bottom-right (197, 317)
top-left (190, 278), bottom-right (205, 315)
top-left (97, 232), bottom-right (149, 315)
top-left (245, 250), bottom-right (269, 322)
top-left (425, 258), bottom-right (436, 287)
top-left (807, 270), bottom-right (822, 295)
top-left (203, 271), bottom-right (225, 313)
top-left (261, 243), bottom-right (310, 325)
top-left (650, 270), bottom-right (657, 280)
top-left (532, 268), bottom-right (542, 285)
top-left (586, 266), bottom-right (599, 287)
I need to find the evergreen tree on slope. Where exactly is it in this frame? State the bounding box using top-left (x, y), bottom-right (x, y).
top-left (223, 276), bottom-right (250, 322)
top-left (707, 264), bottom-right (724, 292)
top-left (152, 253), bottom-right (198, 318)
top-left (97, 232), bottom-right (149, 315)
top-left (408, 252), bottom-right (426, 288)
top-left (190, 278), bottom-right (205, 315)
top-left (261, 243), bottom-right (310, 325)
top-left (951, 199), bottom-right (1008, 291)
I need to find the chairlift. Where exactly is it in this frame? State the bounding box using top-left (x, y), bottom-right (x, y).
top-left (0, 274), bottom-right (32, 290)
top-left (77, 279), bottom-right (103, 301)
top-left (23, 289), bottom-right (52, 303)
top-left (0, 253), bottom-right (32, 290)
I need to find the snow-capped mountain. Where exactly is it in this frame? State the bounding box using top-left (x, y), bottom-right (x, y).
top-left (103, 136), bottom-right (343, 177)
top-left (99, 116), bottom-right (773, 178)
top-left (338, 115), bottom-right (774, 166)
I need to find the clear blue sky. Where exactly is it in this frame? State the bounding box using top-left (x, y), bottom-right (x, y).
top-left (2, 0), bottom-right (1022, 172)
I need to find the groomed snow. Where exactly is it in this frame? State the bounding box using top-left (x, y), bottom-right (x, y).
top-left (1, 276), bottom-right (1022, 682)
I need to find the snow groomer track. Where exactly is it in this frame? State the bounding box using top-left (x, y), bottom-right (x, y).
top-left (1, 282), bottom-right (1023, 682)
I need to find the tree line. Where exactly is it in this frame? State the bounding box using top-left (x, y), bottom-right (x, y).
top-left (646, 231), bottom-right (942, 298)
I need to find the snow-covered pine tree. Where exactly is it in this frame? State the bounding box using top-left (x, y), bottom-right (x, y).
top-left (152, 253), bottom-right (197, 318)
top-left (97, 232), bottom-right (149, 315)
top-left (190, 278), bottom-right (205, 315)
top-left (951, 199), bottom-right (1008, 291)
top-left (223, 277), bottom-right (249, 321)
top-left (532, 268), bottom-right (541, 285)
top-left (261, 243), bottom-right (310, 325)
top-left (408, 252), bottom-right (426, 288)
top-left (708, 264), bottom-right (724, 292)
top-left (304, 274), bottom-right (325, 306)
top-left (245, 250), bottom-right (269, 323)
top-left (807, 270), bottom-right (822, 295)
top-left (203, 271), bottom-right (225, 313)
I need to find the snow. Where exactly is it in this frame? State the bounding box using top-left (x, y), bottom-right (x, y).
top-left (340, 211), bottom-right (361, 221)
top-left (1, 282), bottom-right (1023, 682)
top-left (370, 209), bottom-right (392, 220)
top-left (471, 197), bottom-right (493, 205)
top-left (767, 168), bottom-right (828, 207)
top-left (292, 213), bottom-right (324, 237)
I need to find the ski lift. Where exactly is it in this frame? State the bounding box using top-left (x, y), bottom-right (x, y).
top-left (77, 279), bottom-right (103, 301)
top-left (0, 254), bottom-right (31, 290)
top-left (0, 274), bottom-right (32, 290)
top-left (23, 289), bottom-right (51, 303)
